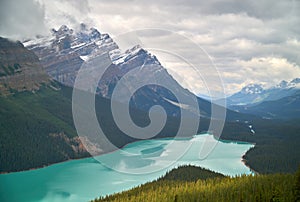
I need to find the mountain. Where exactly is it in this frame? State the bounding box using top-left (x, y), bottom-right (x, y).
top-left (232, 90), bottom-right (300, 119)
top-left (24, 24), bottom-right (252, 121)
top-left (226, 79), bottom-right (300, 107)
top-left (0, 38), bottom-right (91, 172)
top-left (23, 24), bottom-right (201, 117)
top-left (0, 37), bottom-right (49, 95)
top-left (23, 24), bottom-right (118, 87)
top-left (24, 24), bottom-right (204, 116)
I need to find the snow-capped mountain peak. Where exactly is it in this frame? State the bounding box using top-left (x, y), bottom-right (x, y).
top-left (112, 44), bottom-right (160, 67)
top-left (240, 84), bottom-right (264, 94)
top-left (22, 24), bottom-right (208, 118)
top-left (75, 23), bottom-right (102, 42)
top-left (23, 24), bottom-right (119, 86)
top-left (227, 78), bottom-right (300, 106)
top-left (23, 24), bottom-right (164, 91)
top-left (275, 78), bottom-right (300, 89)
top-left (55, 25), bottom-right (74, 36)
top-left (290, 78), bottom-right (300, 88)
top-left (291, 78), bottom-right (300, 84)
top-left (277, 80), bottom-right (289, 88)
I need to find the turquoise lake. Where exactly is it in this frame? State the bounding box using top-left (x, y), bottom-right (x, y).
top-left (0, 134), bottom-right (253, 202)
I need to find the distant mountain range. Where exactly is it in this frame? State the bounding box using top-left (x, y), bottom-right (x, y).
top-left (227, 79), bottom-right (300, 119)
top-left (231, 90), bottom-right (300, 119)
top-left (226, 78), bottom-right (300, 106)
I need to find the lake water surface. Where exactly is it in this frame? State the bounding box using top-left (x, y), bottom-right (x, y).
top-left (0, 134), bottom-right (253, 202)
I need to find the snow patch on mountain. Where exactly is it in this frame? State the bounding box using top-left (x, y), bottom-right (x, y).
top-left (274, 78), bottom-right (300, 89)
top-left (240, 84), bottom-right (264, 94)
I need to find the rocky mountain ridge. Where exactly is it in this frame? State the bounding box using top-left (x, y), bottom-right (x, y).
top-left (23, 24), bottom-right (209, 117)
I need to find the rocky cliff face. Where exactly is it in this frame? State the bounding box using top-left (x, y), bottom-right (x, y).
top-left (0, 37), bottom-right (49, 94)
top-left (24, 24), bottom-right (118, 87)
top-left (24, 24), bottom-right (213, 118)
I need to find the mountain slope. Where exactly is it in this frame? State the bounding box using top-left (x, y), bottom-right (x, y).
top-left (0, 84), bottom-right (90, 172)
top-left (1, 80), bottom-right (197, 173)
top-left (232, 90), bottom-right (300, 119)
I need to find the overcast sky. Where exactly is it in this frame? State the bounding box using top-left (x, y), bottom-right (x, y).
top-left (0, 0), bottom-right (299, 96)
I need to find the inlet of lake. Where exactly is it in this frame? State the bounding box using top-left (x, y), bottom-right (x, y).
top-left (0, 134), bottom-right (253, 202)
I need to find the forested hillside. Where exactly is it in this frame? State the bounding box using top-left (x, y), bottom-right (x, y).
top-left (94, 165), bottom-right (300, 202)
top-left (1, 82), bottom-right (299, 174)
top-left (221, 118), bottom-right (300, 173)
top-left (0, 82), bottom-right (188, 173)
top-left (0, 83), bottom-right (90, 172)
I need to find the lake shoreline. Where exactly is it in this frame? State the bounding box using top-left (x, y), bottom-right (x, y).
top-left (0, 134), bottom-right (254, 202)
top-left (0, 134), bottom-right (195, 175)
top-left (211, 135), bottom-right (257, 175)
top-left (0, 133), bottom-right (255, 175)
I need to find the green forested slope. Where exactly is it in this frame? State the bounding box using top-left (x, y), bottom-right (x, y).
top-left (1, 83), bottom-right (300, 174)
top-left (0, 83), bottom-right (184, 173)
top-left (1, 82), bottom-right (300, 174)
top-left (0, 84), bottom-right (90, 172)
top-left (94, 166), bottom-right (299, 202)
top-left (159, 165), bottom-right (225, 182)
top-left (221, 118), bottom-right (300, 173)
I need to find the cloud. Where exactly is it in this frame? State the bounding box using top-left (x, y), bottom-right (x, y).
top-left (0, 0), bottom-right (47, 40)
top-left (1, 0), bottom-right (299, 95)
top-left (37, 0), bottom-right (94, 31)
top-left (83, 0), bottom-right (300, 95)
top-left (220, 56), bottom-right (300, 92)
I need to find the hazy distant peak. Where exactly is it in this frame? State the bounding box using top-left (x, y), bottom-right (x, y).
top-left (241, 83), bottom-right (264, 94)
top-left (275, 78), bottom-right (300, 89)
top-left (277, 80), bottom-right (288, 88)
top-left (291, 78), bottom-right (300, 84)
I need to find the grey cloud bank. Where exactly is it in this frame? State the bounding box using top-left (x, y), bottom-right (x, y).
top-left (0, 0), bottom-right (47, 39)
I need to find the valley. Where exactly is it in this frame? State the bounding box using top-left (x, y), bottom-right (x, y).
top-left (0, 17), bottom-right (299, 202)
top-left (1, 31), bottom-right (299, 175)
